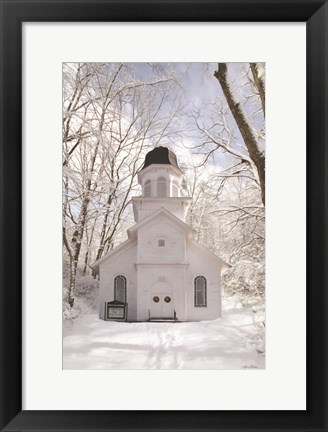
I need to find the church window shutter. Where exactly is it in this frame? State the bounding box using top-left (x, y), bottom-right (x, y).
top-left (114, 275), bottom-right (126, 303)
top-left (194, 276), bottom-right (207, 307)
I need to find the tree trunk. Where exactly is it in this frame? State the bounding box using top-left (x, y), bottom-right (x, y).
top-left (250, 63), bottom-right (265, 116)
top-left (94, 196), bottom-right (113, 262)
top-left (214, 63), bottom-right (265, 205)
top-left (83, 220), bottom-right (96, 275)
top-left (63, 228), bottom-right (76, 307)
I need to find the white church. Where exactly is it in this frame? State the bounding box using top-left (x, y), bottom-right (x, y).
top-left (91, 147), bottom-right (230, 322)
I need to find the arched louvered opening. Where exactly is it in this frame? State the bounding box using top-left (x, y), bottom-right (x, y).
top-left (157, 176), bottom-right (167, 197)
top-left (144, 179), bottom-right (151, 197)
top-left (172, 180), bottom-right (179, 197)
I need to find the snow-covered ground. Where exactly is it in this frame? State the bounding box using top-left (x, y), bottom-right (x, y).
top-left (63, 297), bottom-right (265, 370)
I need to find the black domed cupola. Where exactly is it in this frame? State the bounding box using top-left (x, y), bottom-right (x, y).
top-left (141, 146), bottom-right (182, 172)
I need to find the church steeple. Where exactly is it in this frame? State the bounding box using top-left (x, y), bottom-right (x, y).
top-left (132, 147), bottom-right (191, 223)
top-left (139, 146), bottom-right (183, 198)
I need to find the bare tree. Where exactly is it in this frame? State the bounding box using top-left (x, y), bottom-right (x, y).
top-left (63, 63), bottom-right (184, 307)
top-left (214, 63), bottom-right (265, 205)
top-left (181, 157), bottom-right (264, 263)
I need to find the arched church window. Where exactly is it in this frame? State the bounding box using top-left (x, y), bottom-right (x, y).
top-left (114, 275), bottom-right (126, 303)
top-left (157, 177), bottom-right (167, 197)
top-left (194, 276), bottom-right (207, 307)
top-left (172, 180), bottom-right (179, 197)
top-left (144, 179), bottom-right (151, 197)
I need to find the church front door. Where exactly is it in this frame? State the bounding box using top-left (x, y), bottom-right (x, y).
top-left (150, 293), bottom-right (174, 319)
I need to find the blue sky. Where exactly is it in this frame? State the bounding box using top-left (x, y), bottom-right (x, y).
top-left (129, 63), bottom-right (264, 168)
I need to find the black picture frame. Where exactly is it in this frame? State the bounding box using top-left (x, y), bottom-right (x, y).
top-left (0, 1), bottom-right (327, 431)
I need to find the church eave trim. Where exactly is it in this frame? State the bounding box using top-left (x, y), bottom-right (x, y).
top-left (128, 206), bottom-right (194, 239)
top-left (138, 163), bottom-right (183, 181)
top-left (132, 196), bottom-right (192, 203)
top-left (134, 262), bottom-right (190, 269)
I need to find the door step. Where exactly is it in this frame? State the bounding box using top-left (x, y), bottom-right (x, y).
top-left (149, 317), bottom-right (177, 322)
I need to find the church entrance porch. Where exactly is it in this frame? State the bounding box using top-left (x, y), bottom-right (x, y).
top-left (149, 293), bottom-right (174, 319)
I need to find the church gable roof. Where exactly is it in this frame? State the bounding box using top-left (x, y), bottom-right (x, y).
top-left (90, 238), bottom-right (137, 271)
top-left (127, 207), bottom-right (194, 240)
top-left (189, 239), bottom-right (231, 270)
top-left (91, 210), bottom-right (230, 271)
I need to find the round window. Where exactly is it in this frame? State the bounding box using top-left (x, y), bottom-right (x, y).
top-left (153, 296), bottom-right (160, 303)
top-left (164, 296), bottom-right (171, 303)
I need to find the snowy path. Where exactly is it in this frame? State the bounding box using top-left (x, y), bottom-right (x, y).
top-left (63, 299), bottom-right (265, 370)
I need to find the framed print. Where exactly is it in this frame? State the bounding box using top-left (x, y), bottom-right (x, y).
top-left (0, 1), bottom-right (327, 431)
